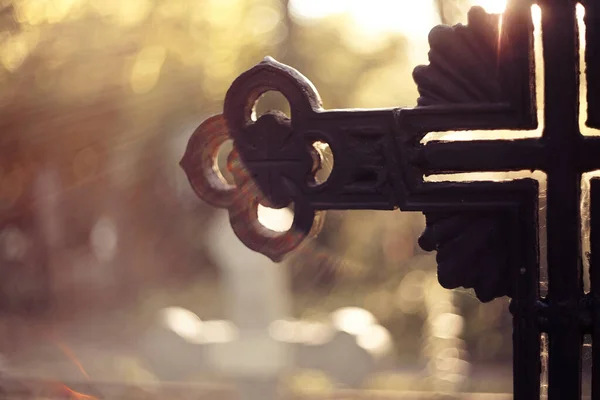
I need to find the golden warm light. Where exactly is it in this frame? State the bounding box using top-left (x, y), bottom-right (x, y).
top-left (288, 0), bottom-right (438, 36)
top-left (473, 0), bottom-right (507, 14)
top-left (287, 0), bottom-right (509, 63)
top-left (130, 45), bottom-right (166, 94)
top-left (289, 0), bottom-right (508, 36)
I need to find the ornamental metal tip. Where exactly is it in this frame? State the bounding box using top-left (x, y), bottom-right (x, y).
top-left (179, 114), bottom-right (237, 209)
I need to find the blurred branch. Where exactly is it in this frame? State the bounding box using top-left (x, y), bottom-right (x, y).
top-left (435, 0), bottom-right (448, 25)
top-left (435, 0), bottom-right (472, 26)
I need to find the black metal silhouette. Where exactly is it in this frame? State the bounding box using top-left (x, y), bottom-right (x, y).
top-left (181, 1), bottom-right (600, 398)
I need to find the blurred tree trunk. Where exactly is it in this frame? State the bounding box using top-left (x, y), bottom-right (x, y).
top-left (435, 0), bottom-right (472, 26)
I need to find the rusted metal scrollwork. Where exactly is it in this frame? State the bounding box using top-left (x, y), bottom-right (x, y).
top-left (180, 59), bottom-right (326, 261)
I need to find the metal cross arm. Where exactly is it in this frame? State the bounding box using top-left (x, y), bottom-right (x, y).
top-left (181, 5), bottom-right (536, 290)
top-left (181, 1), bottom-right (600, 398)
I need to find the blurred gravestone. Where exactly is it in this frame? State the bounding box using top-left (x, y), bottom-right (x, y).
top-left (140, 308), bottom-right (208, 381)
top-left (272, 310), bottom-right (394, 389)
top-left (140, 209), bottom-right (396, 392)
top-left (206, 209), bottom-right (292, 400)
top-left (298, 330), bottom-right (374, 388)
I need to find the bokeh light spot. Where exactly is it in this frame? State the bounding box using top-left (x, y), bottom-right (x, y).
top-left (130, 46), bottom-right (166, 94)
top-left (90, 217), bottom-right (118, 263)
top-left (331, 307), bottom-right (377, 336)
top-left (257, 204), bottom-right (294, 232)
top-left (160, 307), bottom-right (203, 343)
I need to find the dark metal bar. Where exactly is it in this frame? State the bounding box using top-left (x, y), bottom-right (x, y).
top-left (541, 2), bottom-right (583, 399)
top-left (421, 135), bottom-right (600, 175)
top-left (512, 198), bottom-right (542, 400)
top-left (302, 109), bottom-right (398, 210)
top-left (590, 179), bottom-right (600, 400)
top-left (396, 103), bottom-right (533, 133)
top-left (418, 139), bottom-right (544, 174)
top-left (583, 0), bottom-right (600, 128)
top-left (500, 0), bottom-right (538, 128)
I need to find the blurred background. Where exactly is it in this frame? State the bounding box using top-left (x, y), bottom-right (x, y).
top-left (0, 0), bottom-right (591, 398)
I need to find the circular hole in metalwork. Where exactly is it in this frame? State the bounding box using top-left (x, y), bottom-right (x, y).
top-left (252, 90), bottom-right (291, 121)
top-left (213, 139), bottom-right (235, 186)
top-left (309, 140), bottom-right (334, 186)
top-left (0, 226), bottom-right (28, 262)
top-left (257, 203), bottom-right (294, 232)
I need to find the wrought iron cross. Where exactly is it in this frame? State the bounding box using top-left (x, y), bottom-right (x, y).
top-left (181, 0), bottom-right (600, 398)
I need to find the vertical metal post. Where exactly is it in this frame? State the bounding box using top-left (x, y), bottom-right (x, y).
top-left (590, 179), bottom-right (600, 400)
top-left (542, 2), bottom-right (583, 398)
top-left (512, 197), bottom-right (541, 400)
top-left (584, 0), bottom-right (600, 128)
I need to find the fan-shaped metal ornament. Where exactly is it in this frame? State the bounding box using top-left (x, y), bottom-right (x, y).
top-left (413, 7), bottom-right (504, 106)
